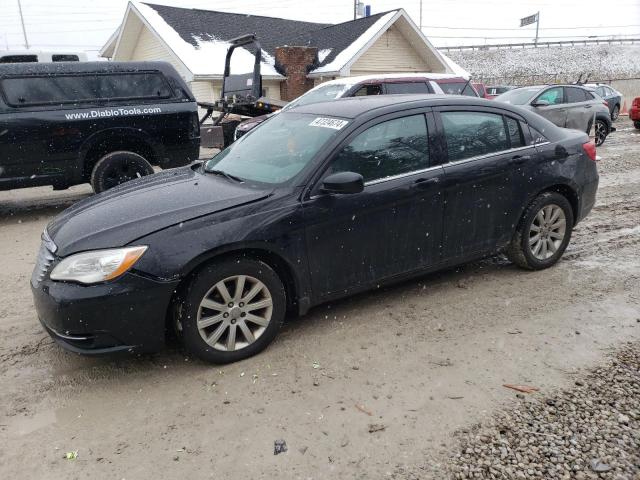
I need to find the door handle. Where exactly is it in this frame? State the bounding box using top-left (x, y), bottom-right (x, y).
top-left (413, 177), bottom-right (440, 188)
top-left (584, 104), bottom-right (593, 109)
top-left (509, 155), bottom-right (531, 165)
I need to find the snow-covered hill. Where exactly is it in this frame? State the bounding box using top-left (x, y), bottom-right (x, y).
top-left (446, 44), bottom-right (640, 83)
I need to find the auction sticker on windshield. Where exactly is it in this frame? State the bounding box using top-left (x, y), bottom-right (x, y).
top-left (309, 117), bottom-right (349, 130)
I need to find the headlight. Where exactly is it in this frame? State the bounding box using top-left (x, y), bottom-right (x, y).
top-left (50, 246), bottom-right (147, 284)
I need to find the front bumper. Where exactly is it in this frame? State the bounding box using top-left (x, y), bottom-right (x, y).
top-left (32, 271), bottom-right (180, 355)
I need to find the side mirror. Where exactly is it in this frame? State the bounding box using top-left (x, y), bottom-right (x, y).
top-left (531, 99), bottom-right (550, 107)
top-left (321, 171), bottom-right (364, 195)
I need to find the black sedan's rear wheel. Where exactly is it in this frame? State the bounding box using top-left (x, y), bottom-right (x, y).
top-left (177, 258), bottom-right (286, 363)
top-left (507, 192), bottom-right (574, 270)
top-left (594, 119), bottom-right (608, 147)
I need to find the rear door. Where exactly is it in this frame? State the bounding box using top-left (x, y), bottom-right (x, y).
top-left (303, 111), bottom-right (444, 298)
top-left (564, 86), bottom-right (592, 131)
top-left (435, 108), bottom-right (535, 259)
top-left (532, 86), bottom-right (567, 127)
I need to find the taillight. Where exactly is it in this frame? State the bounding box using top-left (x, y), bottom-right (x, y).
top-left (582, 141), bottom-right (596, 161)
top-left (603, 100), bottom-right (608, 107)
top-left (633, 98), bottom-right (640, 108)
top-left (189, 111), bottom-right (200, 139)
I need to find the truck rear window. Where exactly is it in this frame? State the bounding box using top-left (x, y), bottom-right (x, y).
top-left (1, 72), bottom-right (172, 107)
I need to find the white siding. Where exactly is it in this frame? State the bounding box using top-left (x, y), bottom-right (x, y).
top-left (350, 25), bottom-right (432, 75)
top-left (127, 26), bottom-right (190, 79)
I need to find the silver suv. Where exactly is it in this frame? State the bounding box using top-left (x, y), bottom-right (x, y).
top-left (495, 85), bottom-right (612, 146)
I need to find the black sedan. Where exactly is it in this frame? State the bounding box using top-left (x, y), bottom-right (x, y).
top-left (32, 95), bottom-right (599, 363)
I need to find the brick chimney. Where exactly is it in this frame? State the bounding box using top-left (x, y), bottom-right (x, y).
top-left (275, 46), bottom-right (318, 101)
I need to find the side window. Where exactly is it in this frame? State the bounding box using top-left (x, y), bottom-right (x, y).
top-left (52, 54), bottom-right (79, 62)
top-left (353, 84), bottom-right (382, 96)
top-left (596, 86), bottom-right (606, 96)
top-left (505, 117), bottom-right (525, 148)
top-left (385, 82), bottom-right (432, 94)
top-left (330, 115), bottom-right (429, 183)
top-left (441, 111), bottom-right (508, 162)
top-left (1, 72), bottom-right (172, 106)
top-left (565, 87), bottom-right (588, 104)
top-left (0, 55), bottom-right (38, 63)
top-left (535, 87), bottom-right (563, 105)
top-left (528, 126), bottom-right (548, 145)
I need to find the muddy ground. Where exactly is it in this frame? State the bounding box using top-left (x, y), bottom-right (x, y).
top-left (0, 119), bottom-right (638, 479)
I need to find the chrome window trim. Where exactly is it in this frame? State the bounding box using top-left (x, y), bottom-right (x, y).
top-left (364, 165), bottom-right (442, 186)
top-left (443, 144), bottom-right (545, 168)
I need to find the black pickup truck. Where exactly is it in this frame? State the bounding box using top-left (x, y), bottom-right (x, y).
top-left (0, 61), bottom-right (200, 193)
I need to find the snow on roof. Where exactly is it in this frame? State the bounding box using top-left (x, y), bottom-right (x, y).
top-left (310, 11), bottom-right (396, 75)
top-left (134, 2), bottom-right (282, 78)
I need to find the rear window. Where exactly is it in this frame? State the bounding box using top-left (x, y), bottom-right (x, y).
top-left (438, 81), bottom-right (477, 96)
top-left (1, 72), bottom-right (172, 107)
top-left (385, 82), bottom-right (432, 94)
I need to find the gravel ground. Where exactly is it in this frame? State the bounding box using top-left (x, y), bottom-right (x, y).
top-left (449, 342), bottom-right (640, 479)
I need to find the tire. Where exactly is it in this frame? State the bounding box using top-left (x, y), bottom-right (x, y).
top-left (634, 121), bottom-right (640, 130)
top-left (177, 257), bottom-right (286, 364)
top-left (594, 119), bottom-right (608, 147)
top-left (506, 192), bottom-right (574, 270)
top-left (611, 104), bottom-right (619, 121)
top-left (90, 151), bottom-right (154, 193)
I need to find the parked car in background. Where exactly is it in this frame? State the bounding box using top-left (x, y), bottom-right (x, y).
top-left (472, 82), bottom-right (489, 99)
top-left (495, 85), bottom-right (613, 146)
top-left (487, 85), bottom-right (516, 99)
top-left (234, 73), bottom-right (475, 140)
top-left (0, 61), bottom-right (200, 193)
top-left (631, 97), bottom-right (640, 129)
top-left (32, 95), bottom-right (598, 363)
top-left (585, 83), bottom-right (623, 120)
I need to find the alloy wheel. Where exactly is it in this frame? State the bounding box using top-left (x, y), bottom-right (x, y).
top-left (197, 275), bottom-right (273, 351)
top-left (595, 121), bottom-right (607, 146)
top-left (529, 204), bottom-right (567, 260)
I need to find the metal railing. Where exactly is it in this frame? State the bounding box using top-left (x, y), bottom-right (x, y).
top-left (440, 37), bottom-right (640, 52)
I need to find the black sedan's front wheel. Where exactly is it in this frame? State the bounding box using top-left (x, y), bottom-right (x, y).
top-left (177, 258), bottom-right (286, 363)
top-left (507, 192), bottom-right (574, 270)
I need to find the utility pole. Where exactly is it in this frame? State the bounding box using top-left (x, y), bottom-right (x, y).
top-left (354, 0), bottom-right (357, 20)
top-left (535, 11), bottom-right (540, 46)
top-left (419, 0), bottom-right (423, 30)
top-left (17, 0), bottom-right (29, 49)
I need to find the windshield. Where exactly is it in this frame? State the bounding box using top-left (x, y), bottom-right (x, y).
top-left (283, 83), bottom-right (351, 110)
top-left (205, 112), bottom-right (348, 184)
top-left (438, 81), bottom-right (478, 96)
top-left (495, 87), bottom-right (542, 105)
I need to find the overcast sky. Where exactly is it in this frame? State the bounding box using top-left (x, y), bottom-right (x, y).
top-left (1, 0), bottom-right (639, 56)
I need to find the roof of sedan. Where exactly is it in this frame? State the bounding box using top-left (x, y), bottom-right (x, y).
top-left (289, 94), bottom-right (513, 119)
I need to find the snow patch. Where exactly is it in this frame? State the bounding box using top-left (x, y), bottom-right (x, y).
top-left (318, 48), bottom-right (332, 63)
top-left (134, 2), bottom-right (282, 78)
top-left (437, 51), bottom-right (470, 79)
top-left (311, 12), bottom-right (396, 75)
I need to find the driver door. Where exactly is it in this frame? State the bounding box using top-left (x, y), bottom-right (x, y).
top-left (303, 112), bottom-right (444, 299)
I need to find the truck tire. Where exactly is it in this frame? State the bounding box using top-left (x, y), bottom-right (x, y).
top-left (90, 151), bottom-right (154, 193)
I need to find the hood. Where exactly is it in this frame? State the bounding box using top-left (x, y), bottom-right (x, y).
top-left (47, 166), bottom-right (271, 256)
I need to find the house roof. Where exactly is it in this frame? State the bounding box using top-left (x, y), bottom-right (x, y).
top-left (102, 2), bottom-right (453, 79)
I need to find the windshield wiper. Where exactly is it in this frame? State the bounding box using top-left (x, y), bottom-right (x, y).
top-left (205, 169), bottom-right (244, 183)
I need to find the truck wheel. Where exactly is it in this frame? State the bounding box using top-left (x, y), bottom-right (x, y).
top-left (177, 258), bottom-right (286, 364)
top-left (506, 192), bottom-right (574, 270)
top-left (90, 151), bottom-right (154, 193)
